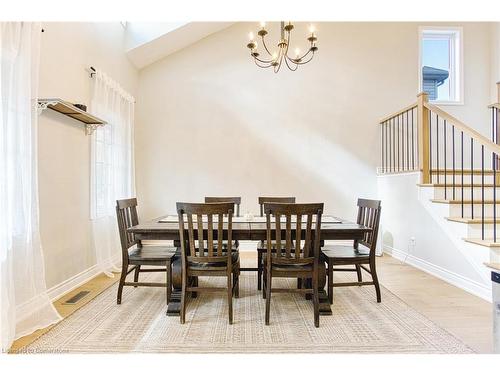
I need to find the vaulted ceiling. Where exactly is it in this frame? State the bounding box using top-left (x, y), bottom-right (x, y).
top-left (125, 22), bottom-right (234, 69)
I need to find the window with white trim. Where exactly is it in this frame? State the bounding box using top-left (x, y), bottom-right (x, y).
top-left (419, 27), bottom-right (463, 104)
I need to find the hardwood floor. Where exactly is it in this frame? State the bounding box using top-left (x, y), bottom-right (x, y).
top-left (9, 252), bottom-right (493, 353)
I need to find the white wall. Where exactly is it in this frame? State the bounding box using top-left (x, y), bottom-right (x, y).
top-left (135, 22), bottom-right (492, 221)
top-left (135, 22), bottom-right (417, 221)
top-left (378, 173), bottom-right (491, 300)
top-left (37, 22), bottom-right (138, 289)
top-left (491, 22), bottom-right (500, 102)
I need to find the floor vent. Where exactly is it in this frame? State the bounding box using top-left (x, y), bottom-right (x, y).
top-left (63, 291), bottom-right (90, 305)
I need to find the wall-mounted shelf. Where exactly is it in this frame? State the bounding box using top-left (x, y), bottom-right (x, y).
top-left (37, 98), bottom-right (107, 135)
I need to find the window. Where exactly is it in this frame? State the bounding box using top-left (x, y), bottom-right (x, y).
top-left (419, 27), bottom-right (463, 104)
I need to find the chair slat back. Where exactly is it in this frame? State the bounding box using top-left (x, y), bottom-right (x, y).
top-left (258, 197), bottom-right (296, 216)
top-left (116, 198), bottom-right (139, 252)
top-left (264, 203), bottom-right (323, 261)
top-left (205, 197), bottom-right (241, 216)
top-left (177, 202), bottom-right (234, 263)
top-left (355, 198), bottom-right (382, 256)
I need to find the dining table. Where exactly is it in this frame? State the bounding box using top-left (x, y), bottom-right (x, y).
top-left (128, 214), bottom-right (371, 316)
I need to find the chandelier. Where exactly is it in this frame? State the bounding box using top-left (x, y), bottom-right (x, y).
top-left (246, 21), bottom-right (318, 73)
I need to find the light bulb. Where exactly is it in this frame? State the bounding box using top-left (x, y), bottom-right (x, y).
top-left (309, 24), bottom-right (316, 34)
top-left (295, 48), bottom-right (300, 57)
top-left (260, 21), bottom-right (266, 29)
top-left (272, 52), bottom-right (278, 60)
top-left (249, 31), bottom-right (254, 41)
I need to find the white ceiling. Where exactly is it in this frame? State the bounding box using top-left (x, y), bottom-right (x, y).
top-left (126, 22), bottom-right (234, 70)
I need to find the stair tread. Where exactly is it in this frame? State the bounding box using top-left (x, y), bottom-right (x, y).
top-left (431, 169), bottom-right (497, 175)
top-left (431, 199), bottom-right (500, 204)
top-left (418, 183), bottom-right (498, 187)
top-left (464, 238), bottom-right (500, 247)
top-left (484, 262), bottom-right (500, 271)
top-left (446, 217), bottom-right (498, 224)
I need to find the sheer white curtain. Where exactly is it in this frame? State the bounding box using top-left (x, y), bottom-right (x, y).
top-left (90, 70), bottom-right (135, 277)
top-left (0, 22), bottom-right (61, 351)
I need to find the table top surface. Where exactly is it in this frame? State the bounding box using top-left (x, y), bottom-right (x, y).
top-left (128, 215), bottom-right (371, 233)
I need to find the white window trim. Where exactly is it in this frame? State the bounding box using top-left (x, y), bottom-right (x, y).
top-left (418, 26), bottom-right (464, 105)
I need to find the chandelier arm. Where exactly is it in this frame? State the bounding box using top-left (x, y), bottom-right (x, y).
top-left (284, 55), bottom-right (299, 71)
top-left (294, 52), bottom-right (315, 65)
top-left (274, 55), bottom-right (284, 73)
top-left (254, 59), bottom-right (273, 68)
top-left (295, 46), bottom-right (313, 61)
top-left (260, 34), bottom-right (273, 57)
top-left (252, 54), bottom-right (275, 64)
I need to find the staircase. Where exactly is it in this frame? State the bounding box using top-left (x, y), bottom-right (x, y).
top-left (378, 88), bottom-right (500, 285)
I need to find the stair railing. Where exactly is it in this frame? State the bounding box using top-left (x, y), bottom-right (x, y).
top-left (380, 88), bottom-right (500, 243)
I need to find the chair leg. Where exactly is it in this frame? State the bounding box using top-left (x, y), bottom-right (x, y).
top-left (355, 264), bottom-right (362, 283)
top-left (297, 278), bottom-right (302, 289)
top-left (328, 261), bottom-right (333, 304)
top-left (233, 267), bottom-right (240, 298)
top-left (133, 265), bottom-right (141, 287)
top-left (370, 261), bottom-right (382, 303)
top-left (166, 261), bottom-right (172, 305)
top-left (180, 272), bottom-right (187, 324)
top-left (305, 278), bottom-right (312, 300)
top-left (265, 272), bottom-right (272, 325)
top-left (227, 274), bottom-right (233, 324)
top-left (116, 263), bottom-right (128, 305)
top-left (313, 275), bottom-right (320, 328)
top-left (262, 267), bottom-right (267, 299)
top-left (257, 251), bottom-right (262, 291)
top-left (191, 276), bottom-right (198, 298)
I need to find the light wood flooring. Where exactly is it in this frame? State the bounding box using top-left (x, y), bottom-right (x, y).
top-left (9, 253), bottom-right (493, 353)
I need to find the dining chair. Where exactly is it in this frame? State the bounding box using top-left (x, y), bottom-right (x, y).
top-left (205, 197), bottom-right (241, 249)
top-left (321, 198), bottom-right (382, 304)
top-left (115, 198), bottom-right (176, 305)
top-left (204, 197), bottom-right (241, 216)
top-left (256, 197), bottom-right (296, 290)
top-left (263, 202), bottom-right (323, 327)
top-left (177, 202), bottom-right (240, 324)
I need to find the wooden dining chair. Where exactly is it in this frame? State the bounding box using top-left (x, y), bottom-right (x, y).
top-left (204, 197), bottom-right (241, 216)
top-left (256, 197), bottom-right (296, 290)
top-left (177, 202), bottom-right (240, 324)
top-left (263, 202), bottom-right (323, 327)
top-left (205, 197), bottom-right (241, 249)
top-left (321, 199), bottom-right (382, 304)
top-left (116, 198), bottom-right (177, 305)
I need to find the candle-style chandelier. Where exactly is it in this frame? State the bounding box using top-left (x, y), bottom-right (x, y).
top-left (246, 21), bottom-right (318, 73)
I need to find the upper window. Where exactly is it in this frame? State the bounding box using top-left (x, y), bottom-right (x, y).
top-left (419, 27), bottom-right (463, 104)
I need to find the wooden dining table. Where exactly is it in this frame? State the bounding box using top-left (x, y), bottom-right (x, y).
top-left (128, 214), bottom-right (371, 316)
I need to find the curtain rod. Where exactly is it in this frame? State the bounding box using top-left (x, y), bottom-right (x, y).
top-left (86, 66), bottom-right (96, 78)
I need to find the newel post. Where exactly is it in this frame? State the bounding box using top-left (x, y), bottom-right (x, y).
top-left (417, 92), bottom-right (430, 184)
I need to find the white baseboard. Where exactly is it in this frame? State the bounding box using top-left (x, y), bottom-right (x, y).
top-left (47, 253), bottom-right (121, 302)
top-left (384, 246), bottom-right (492, 302)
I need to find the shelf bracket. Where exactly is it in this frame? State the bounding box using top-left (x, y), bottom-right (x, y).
top-left (85, 123), bottom-right (103, 136)
top-left (37, 100), bottom-right (59, 115)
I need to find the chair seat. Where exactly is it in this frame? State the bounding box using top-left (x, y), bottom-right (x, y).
top-left (263, 257), bottom-right (313, 272)
top-left (129, 246), bottom-right (177, 262)
top-left (188, 251), bottom-right (240, 270)
top-left (321, 245), bottom-right (369, 260)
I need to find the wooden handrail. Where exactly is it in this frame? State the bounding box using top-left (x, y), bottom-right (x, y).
top-left (379, 102), bottom-right (418, 124)
top-left (425, 102), bottom-right (500, 156)
top-left (488, 103), bottom-right (500, 110)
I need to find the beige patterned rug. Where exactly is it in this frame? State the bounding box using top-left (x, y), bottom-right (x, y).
top-left (22, 272), bottom-right (473, 354)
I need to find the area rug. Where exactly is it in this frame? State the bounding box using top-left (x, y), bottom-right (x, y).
top-left (21, 272), bottom-right (473, 354)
